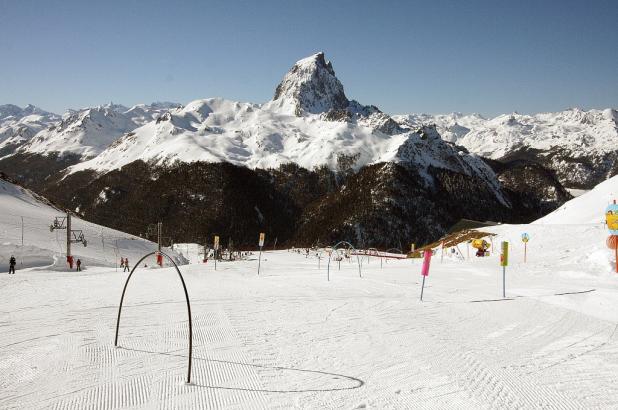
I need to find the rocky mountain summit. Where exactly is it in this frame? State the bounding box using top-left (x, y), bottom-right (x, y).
top-left (272, 52), bottom-right (401, 134)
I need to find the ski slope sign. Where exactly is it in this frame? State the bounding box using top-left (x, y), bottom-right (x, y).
top-left (606, 202), bottom-right (618, 234)
top-left (500, 241), bottom-right (509, 267)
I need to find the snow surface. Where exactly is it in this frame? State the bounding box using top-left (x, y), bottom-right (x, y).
top-left (2, 216), bottom-right (618, 407)
top-left (394, 108), bottom-right (618, 159)
top-left (20, 103), bottom-right (180, 159)
top-left (0, 104), bottom-right (59, 153)
top-left (535, 174), bottom-right (618, 225)
top-left (65, 99), bottom-right (504, 202)
top-left (67, 97), bottom-right (399, 172)
top-left (0, 178), bottom-right (183, 270)
top-left (172, 243), bottom-right (207, 264)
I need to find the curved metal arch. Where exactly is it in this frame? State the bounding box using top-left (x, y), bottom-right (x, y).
top-left (327, 241), bottom-right (362, 281)
top-left (114, 251), bottom-right (193, 383)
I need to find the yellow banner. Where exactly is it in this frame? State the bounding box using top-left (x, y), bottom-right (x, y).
top-left (500, 241), bottom-right (509, 267)
top-left (607, 213), bottom-right (618, 231)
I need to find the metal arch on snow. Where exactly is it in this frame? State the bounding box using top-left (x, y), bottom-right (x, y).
top-left (327, 241), bottom-right (362, 281)
top-left (114, 251), bottom-right (193, 384)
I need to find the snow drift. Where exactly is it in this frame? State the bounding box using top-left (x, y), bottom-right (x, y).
top-left (535, 174), bottom-right (618, 225)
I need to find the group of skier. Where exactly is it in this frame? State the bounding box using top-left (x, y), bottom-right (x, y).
top-left (6, 255), bottom-right (130, 274)
top-left (7, 255), bottom-right (83, 274)
top-left (9, 255), bottom-right (82, 275)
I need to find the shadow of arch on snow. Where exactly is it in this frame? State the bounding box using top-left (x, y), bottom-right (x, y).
top-left (120, 347), bottom-right (365, 393)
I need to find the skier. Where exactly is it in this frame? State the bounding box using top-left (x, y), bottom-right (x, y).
top-left (76, 258), bottom-right (82, 272)
top-left (123, 257), bottom-right (130, 272)
top-left (120, 257), bottom-right (125, 270)
top-left (8, 255), bottom-right (16, 274)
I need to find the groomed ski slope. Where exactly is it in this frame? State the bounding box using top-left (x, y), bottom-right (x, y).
top-left (2, 223), bottom-right (618, 409)
top-left (2, 177), bottom-right (618, 408)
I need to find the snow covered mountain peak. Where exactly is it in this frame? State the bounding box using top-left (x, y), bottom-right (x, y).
top-left (272, 52), bottom-right (349, 116)
top-left (269, 53), bottom-right (402, 135)
top-left (395, 107), bottom-right (618, 156)
top-left (9, 102), bottom-right (181, 160)
top-left (0, 105), bottom-right (60, 154)
top-left (0, 104), bottom-right (55, 121)
top-left (100, 102), bottom-right (130, 113)
top-left (394, 107), bottom-right (618, 188)
top-left (22, 105), bottom-right (138, 159)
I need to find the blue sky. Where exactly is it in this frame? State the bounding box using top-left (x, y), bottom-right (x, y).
top-left (1, 0), bottom-right (616, 116)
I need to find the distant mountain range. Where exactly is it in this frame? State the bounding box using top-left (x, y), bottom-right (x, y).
top-left (2, 102), bottom-right (180, 159)
top-left (0, 104), bottom-right (60, 156)
top-left (0, 52), bottom-right (612, 247)
top-left (395, 108), bottom-right (618, 189)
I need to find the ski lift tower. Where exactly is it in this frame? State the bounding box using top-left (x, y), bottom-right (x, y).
top-left (50, 212), bottom-right (87, 268)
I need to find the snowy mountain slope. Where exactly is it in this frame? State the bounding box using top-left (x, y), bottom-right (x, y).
top-left (393, 112), bottom-right (487, 143)
top-left (0, 104), bottom-right (60, 154)
top-left (69, 97), bottom-right (396, 172)
top-left (123, 101), bottom-right (181, 126)
top-left (395, 108), bottom-right (618, 188)
top-left (0, 174), bottom-right (182, 270)
top-left (0, 104), bottom-right (55, 122)
top-left (395, 109), bottom-right (618, 158)
top-left (534, 174), bottom-right (618, 225)
top-left (22, 106), bottom-right (137, 158)
top-left (17, 102), bottom-right (180, 160)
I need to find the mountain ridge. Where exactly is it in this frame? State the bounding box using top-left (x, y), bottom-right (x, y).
top-left (394, 107), bottom-right (618, 188)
